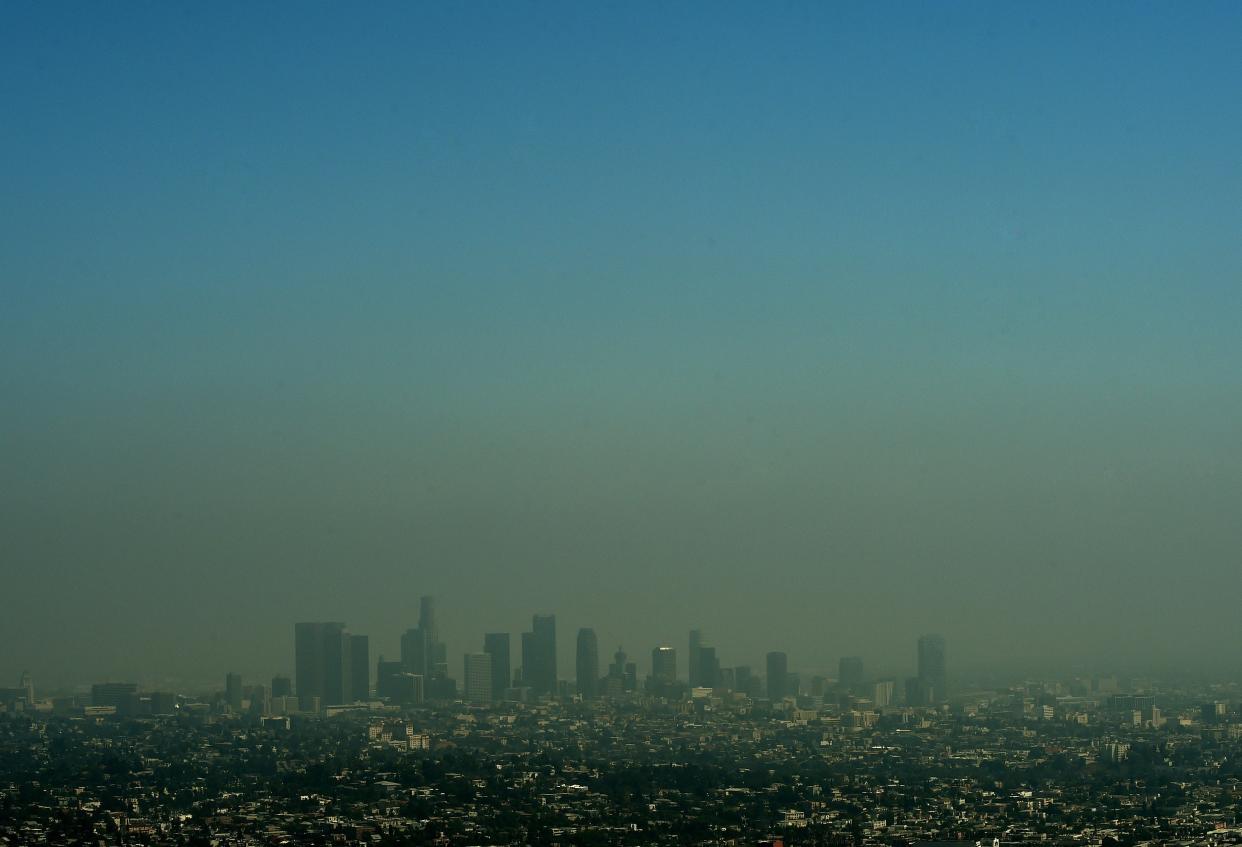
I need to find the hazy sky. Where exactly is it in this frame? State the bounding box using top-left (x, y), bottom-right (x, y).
top-left (3, 3), bottom-right (1241, 691)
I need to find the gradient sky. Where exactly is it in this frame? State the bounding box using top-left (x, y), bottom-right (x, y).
top-left (3, 2), bottom-right (1241, 691)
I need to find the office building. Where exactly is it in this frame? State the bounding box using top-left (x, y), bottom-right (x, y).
top-left (483, 633), bottom-right (510, 702)
top-left (576, 628), bottom-right (599, 699)
top-left (522, 614), bottom-right (557, 696)
top-left (689, 629), bottom-right (705, 687)
top-left (839, 657), bottom-right (864, 693)
top-left (917, 634), bottom-right (947, 704)
top-left (225, 672), bottom-right (243, 711)
top-left (271, 675), bottom-right (292, 699)
top-left (92, 682), bottom-right (139, 715)
top-left (766, 651), bottom-right (789, 701)
top-left (464, 652), bottom-right (492, 703)
top-left (651, 646), bottom-right (677, 683)
top-left (347, 634), bottom-right (369, 700)
top-left (294, 622), bottom-right (351, 710)
top-left (698, 646), bottom-right (720, 689)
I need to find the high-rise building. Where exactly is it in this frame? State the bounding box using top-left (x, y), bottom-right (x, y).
top-left (698, 646), bottom-right (720, 689)
top-left (420, 595), bottom-right (448, 668)
top-left (873, 678), bottom-right (895, 707)
top-left (225, 672), bottom-right (243, 711)
top-left (838, 657), bottom-right (864, 693)
top-left (350, 635), bottom-right (370, 700)
top-left (400, 596), bottom-right (447, 681)
top-left (522, 614), bottom-right (557, 696)
top-left (376, 659), bottom-right (405, 700)
top-left (271, 675), bottom-right (292, 699)
top-left (464, 653), bottom-right (492, 703)
top-left (917, 634), bottom-right (947, 704)
top-left (576, 628), bottom-right (599, 699)
top-left (766, 651), bottom-right (789, 701)
top-left (294, 622), bottom-right (351, 710)
top-left (689, 629), bottom-right (705, 687)
top-left (483, 633), bottom-right (510, 702)
top-left (400, 626), bottom-right (427, 675)
top-left (651, 646), bottom-right (677, 683)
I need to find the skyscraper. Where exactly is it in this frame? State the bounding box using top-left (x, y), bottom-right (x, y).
top-left (652, 646), bottom-right (677, 682)
top-left (838, 656), bottom-right (864, 693)
top-left (420, 595), bottom-right (447, 669)
top-left (523, 614), bottom-right (557, 697)
top-left (400, 626), bottom-right (427, 675)
top-left (295, 622), bottom-right (351, 710)
top-left (766, 651), bottom-right (789, 701)
top-left (698, 646), bottom-right (720, 689)
top-left (225, 672), bottom-right (243, 711)
top-left (350, 634), bottom-right (370, 700)
top-left (464, 653), bottom-right (492, 703)
top-left (917, 634), bottom-right (947, 704)
top-left (576, 628), bottom-right (599, 699)
top-left (689, 629), bottom-right (705, 687)
top-left (483, 633), bottom-right (510, 702)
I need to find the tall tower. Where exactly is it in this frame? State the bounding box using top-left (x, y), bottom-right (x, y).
top-left (483, 633), bottom-right (511, 701)
top-left (698, 646), bottom-right (719, 689)
top-left (527, 614), bottom-right (557, 696)
top-left (464, 653), bottom-right (492, 703)
top-left (838, 656), bottom-right (864, 693)
top-left (400, 595), bottom-right (446, 681)
top-left (688, 629), bottom-right (704, 687)
top-left (651, 646), bottom-right (677, 685)
top-left (400, 626), bottom-right (427, 675)
top-left (766, 651), bottom-right (789, 701)
top-left (225, 672), bottom-right (243, 711)
top-left (576, 628), bottom-right (599, 699)
top-left (917, 634), bottom-right (947, 704)
top-left (350, 634), bottom-right (370, 700)
top-left (295, 622), bottom-right (350, 710)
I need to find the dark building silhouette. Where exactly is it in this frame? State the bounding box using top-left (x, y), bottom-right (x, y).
top-left (294, 622), bottom-right (351, 710)
top-left (420, 595), bottom-right (448, 669)
top-left (698, 646), bottom-right (720, 689)
top-left (523, 614), bottom-right (557, 696)
top-left (838, 656), bottom-right (864, 693)
top-left (688, 629), bottom-right (705, 687)
top-left (400, 626), bottom-right (426, 675)
top-left (149, 691), bottom-right (177, 715)
top-left (651, 646), bottom-right (677, 683)
top-left (271, 675), bottom-right (292, 699)
top-left (225, 672), bottom-right (243, 711)
top-left (92, 682), bottom-right (139, 715)
top-left (350, 634), bottom-right (369, 700)
top-left (400, 595), bottom-right (447, 683)
top-left (576, 628), bottom-right (599, 699)
top-left (766, 651), bottom-right (789, 700)
top-left (483, 633), bottom-right (510, 702)
top-left (464, 652), bottom-right (492, 703)
top-left (917, 634), bottom-right (947, 704)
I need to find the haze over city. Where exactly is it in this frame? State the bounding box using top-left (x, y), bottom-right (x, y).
top-left (3, 2), bottom-right (1242, 692)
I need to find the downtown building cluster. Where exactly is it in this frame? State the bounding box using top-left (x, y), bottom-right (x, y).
top-left (282, 595), bottom-right (954, 718)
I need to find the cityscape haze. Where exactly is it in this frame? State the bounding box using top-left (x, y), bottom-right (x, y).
top-left (3, 1), bottom-right (1242, 709)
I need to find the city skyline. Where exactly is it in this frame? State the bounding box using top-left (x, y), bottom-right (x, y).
top-left (5, 2), bottom-right (1242, 690)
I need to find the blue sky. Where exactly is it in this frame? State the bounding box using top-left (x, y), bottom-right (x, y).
top-left (2, 2), bottom-right (1241, 687)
